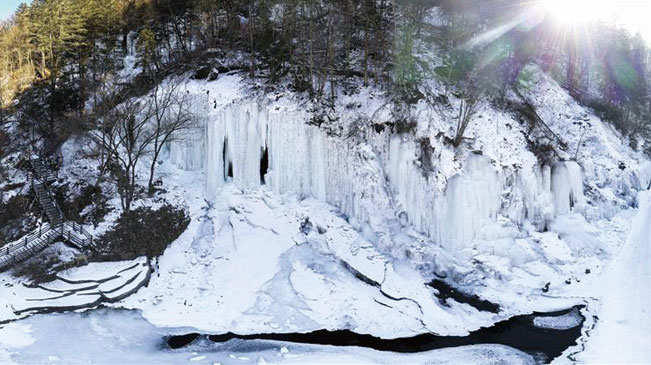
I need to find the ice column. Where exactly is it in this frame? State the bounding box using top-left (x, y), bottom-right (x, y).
top-left (386, 137), bottom-right (502, 252)
top-left (170, 99), bottom-right (590, 255)
top-left (551, 161), bottom-right (585, 216)
top-left (435, 154), bottom-right (501, 252)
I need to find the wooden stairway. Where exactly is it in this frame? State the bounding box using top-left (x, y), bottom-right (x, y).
top-left (0, 223), bottom-right (62, 270)
top-left (28, 156), bottom-right (63, 225)
top-left (0, 156), bottom-right (95, 272)
top-left (30, 158), bottom-right (57, 184)
top-left (32, 178), bottom-right (63, 225)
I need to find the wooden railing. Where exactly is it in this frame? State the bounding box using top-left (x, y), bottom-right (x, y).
top-left (0, 155), bottom-right (96, 272)
top-left (63, 222), bottom-right (95, 249)
top-left (0, 223), bottom-right (63, 271)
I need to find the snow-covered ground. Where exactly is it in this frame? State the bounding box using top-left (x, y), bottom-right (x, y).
top-left (0, 257), bottom-right (149, 322)
top-left (118, 181), bottom-right (499, 338)
top-left (577, 190), bottom-right (651, 363)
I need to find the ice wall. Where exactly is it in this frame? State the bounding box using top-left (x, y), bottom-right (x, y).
top-left (386, 140), bottom-right (502, 252)
top-left (168, 100), bottom-right (588, 255)
top-left (500, 164), bottom-right (554, 230)
top-left (187, 101), bottom-right (396, 235)
top-left (168, 128), bottom-right (205, 171)
top-left (551, 161), bottom-right (585, 216)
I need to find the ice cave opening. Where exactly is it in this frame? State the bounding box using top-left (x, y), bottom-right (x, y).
top-left (260, 146), bottom-right (269, 184)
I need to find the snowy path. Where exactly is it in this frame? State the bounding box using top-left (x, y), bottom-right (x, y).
top-left (580, 191), bottom-right (651, 363)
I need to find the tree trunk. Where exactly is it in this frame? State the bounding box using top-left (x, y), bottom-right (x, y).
top-left (148, 146), bottom-right (159, 195)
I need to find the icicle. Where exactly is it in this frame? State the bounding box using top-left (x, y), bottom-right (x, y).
top-left (436, 154), bottom-right (501, 252)
top-left (551, 161), bottom-right (585, 216)
top-left (168, 98), bottom-right (592, 256)
top-left (126, 31), bottom-right (137, 56)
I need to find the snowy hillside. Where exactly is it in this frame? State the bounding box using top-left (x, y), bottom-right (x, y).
top-left (6, 64), bottom-right (647, 360)
top-left (0, 64), bottom-right (649, 364)
top-left (2, 0), bottom-right (651, 363)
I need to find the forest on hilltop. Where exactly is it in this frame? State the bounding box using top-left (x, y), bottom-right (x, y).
top-left (0, 0), bottom-right (649, 155)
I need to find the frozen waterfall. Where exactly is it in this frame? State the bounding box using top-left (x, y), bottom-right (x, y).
top-left (551, 161), bottom-right (585, 216)
top-left (386, 140), bottom-right (501, 252)
top-left (168, 100), bottom-right (588, 254)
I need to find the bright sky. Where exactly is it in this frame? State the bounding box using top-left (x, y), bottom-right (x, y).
top-left (541, 0), bottom-right (651, 42)
top-left (0, 0), bottom-right (27, 21)
top-left (610, 2), bottom-right (651, 42)
top-left (1, 0), bottom-right (650, 43)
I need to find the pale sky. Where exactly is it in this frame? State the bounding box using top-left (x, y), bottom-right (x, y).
top-left (541, 0), bottom-right (651, 43)
top-left (611, 2), bottom-right (651, 43)
top-left (1, 0), bottom-right (27, 21)
top-left (1, 0), bottom-right (649, 43)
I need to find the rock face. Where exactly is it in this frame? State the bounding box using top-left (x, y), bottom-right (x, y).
top-left (192, 66), bottom-right (219, 81)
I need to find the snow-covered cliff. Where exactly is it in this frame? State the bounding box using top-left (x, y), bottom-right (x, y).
top-left (166, 66), bottom-right (650, 263)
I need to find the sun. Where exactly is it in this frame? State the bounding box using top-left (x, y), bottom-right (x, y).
top-left (541, 0), bottom-right (613, 25)
top-left (540, 0), bottom-right (651, 42)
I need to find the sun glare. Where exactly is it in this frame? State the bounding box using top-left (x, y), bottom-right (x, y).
top-left (542, 0), bottom-right (612, 25)
top-left (541, 0), bottom-right (651, 42)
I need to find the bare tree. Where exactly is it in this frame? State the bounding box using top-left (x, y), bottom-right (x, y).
top-left (453, 96), bottom-right (479, 147)
top-left (88, 86), bottom-right (123, 176)
top-left (90, 97), bottom-right (154, 212)
top-left (90, 79), bottom-right (196, 210)
top-left (146, 82), bottom-right (196, 194)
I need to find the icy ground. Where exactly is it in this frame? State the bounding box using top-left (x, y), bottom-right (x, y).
top-left (118, 173), bottom-right (500, 338)
top-left (0, 257), bottom-right (149, 322)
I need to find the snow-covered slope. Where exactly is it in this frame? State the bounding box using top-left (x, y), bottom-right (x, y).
top-left (578, 190), bottom-right (651, 363)
top-left (119, 179), bottom-right (499, 337)
top-left (117, 63), bottom-right (650, 341)
top-left (3, 60), bottom-right (649, 362)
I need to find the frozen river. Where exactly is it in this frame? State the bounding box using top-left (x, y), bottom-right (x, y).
top-left (0, 306), bottom-right (586, 364)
